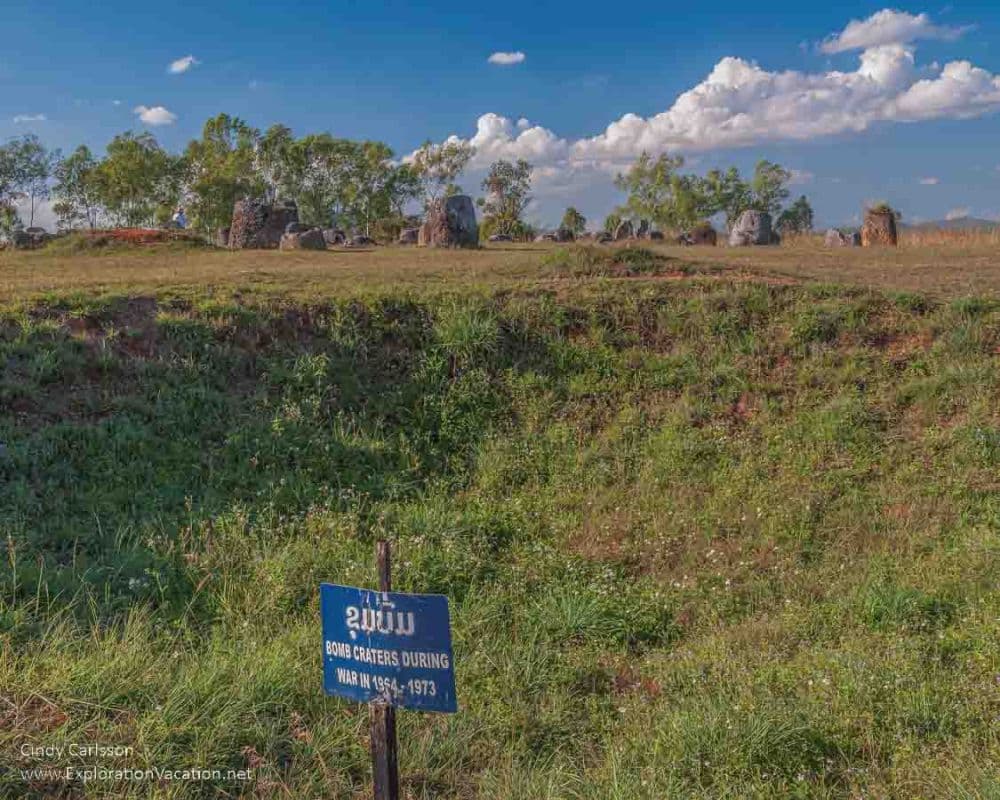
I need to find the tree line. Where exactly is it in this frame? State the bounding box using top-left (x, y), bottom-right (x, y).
top-left (0, 116), bottom-right (480, 238)
top-left (0, 116), bottom-right (812, 240)
top-left (609, 153), bottom-right (813, 236)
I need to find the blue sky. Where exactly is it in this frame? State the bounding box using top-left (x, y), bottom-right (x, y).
top-left (4, 1), bottom-right (1000, 228)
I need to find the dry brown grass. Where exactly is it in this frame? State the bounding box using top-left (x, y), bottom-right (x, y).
top-left (0, 243), bottom-right (550, 301)
top-left (658, 238), bottom-right (1000, 297)
top-left (900, 226), bottom-right (1000, 248)
top-left (1, 235), bottom-right (999, 302)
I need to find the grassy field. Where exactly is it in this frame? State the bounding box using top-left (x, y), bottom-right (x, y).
top-left (5, 234), bottom-right (1000, 300)
top-left (2, 241), bottom-right (1000, 798)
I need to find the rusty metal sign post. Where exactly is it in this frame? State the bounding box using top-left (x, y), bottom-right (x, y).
top-left (321, 541), bottom-right (457, 799)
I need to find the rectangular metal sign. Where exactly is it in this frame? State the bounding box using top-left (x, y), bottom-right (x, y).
top-left (320, 583), bottom-right (457, 713)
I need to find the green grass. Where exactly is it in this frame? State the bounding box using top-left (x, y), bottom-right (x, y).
top-left (541, 245), bottom-right (683, 277)
top-left (2, 265), bottom-right (1000, 798)
top-left (41, 231), bottom-right (212, 256)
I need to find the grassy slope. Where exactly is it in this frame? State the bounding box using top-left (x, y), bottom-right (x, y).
top-left (2, 245), bottom-right (1000, 798)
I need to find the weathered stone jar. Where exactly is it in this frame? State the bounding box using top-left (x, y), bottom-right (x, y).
top-left (861, 206), bottom-right (898, 247)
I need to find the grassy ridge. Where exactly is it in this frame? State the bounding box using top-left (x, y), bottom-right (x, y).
top-left (2, 263), bottom-right (1000, 797)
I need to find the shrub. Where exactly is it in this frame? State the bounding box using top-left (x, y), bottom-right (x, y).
top-left (542, 245), bottom-right (673, 277)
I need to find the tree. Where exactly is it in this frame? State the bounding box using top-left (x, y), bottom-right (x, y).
top-left (410, 140), bottom-right (475, 207)
top-left (339, 141), bottom-right (418, 236)
top-left (7, 135), bottom-right (58, 227)
top-left (700, 167), bottom-right (752, 231)
top-left (0, 135), bottom-right (59, 232)
top-left (479, 159), bottom-right (532, 237)
top-left (777, 195), bottom-right (814, 234)
top-left (0, 142), bottom-right (23, 235)
top-left (383, 162), bottom-right (421, 219)
top-left (603, 212), bottom-right (622, 235)
top-left (186, 121), bottom-right (420, 235)
top-left (52, 145), bottom-right (102, 230)
top-left (614, 152), bottom-right (711, 233)
top-left (749, 160), bottom-right (791, 216)
top-left (255, 124), bottom-right (296, 203)
top-left (92, 132), bottom-right (181, 227)
top-left (183, 114), bottom-right (261, 232)
top-left (560, 207), bottom-right (586, 235)
top-left (286, 134), bottom-right (355, 228)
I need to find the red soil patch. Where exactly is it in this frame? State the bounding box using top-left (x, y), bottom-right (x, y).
top-left (88, 228), bottom-right (171, 244)
top-left (83, 229), bottom-right (204, 247)
top-left (611, 664), bottom-right (663, 698)
top-left (883, 331), bottom-right (934, 359)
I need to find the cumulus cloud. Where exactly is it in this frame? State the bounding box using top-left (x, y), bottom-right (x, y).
top-left (436, 113), bottom-right (569, 168)
top-left (945, 207), bottom-right (971, 220)
top-left (488, 51), bottom-right (525, 66)
top-left (919, 176), bottom-right (939, 184)
top-left (571, 43), bottom-right (1000, 160)
top-left (820, 10), bottom-right (971, 54)
top-left (13, 114), bottom-right (46, 123)
top-left (134, 105), bottom-right (177, 125)
top-left (420, 9), bottom-right (998, 220)
top-left (168, 55), bottom-right (199, 74)
top-left (431, 10), bottom-right (998, 170)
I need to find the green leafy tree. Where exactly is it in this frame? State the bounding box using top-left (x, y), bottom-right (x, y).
top-left (7, 135), bottom-right (58, 227)
top-left (383, 162), bottom-right (421, 219)
top-left (478, 215), bottom-right (535, 242)
top-left (183, 114), bottom-right (262, 232)
top-left (0, 141), bottom-right (24, 235)
top-left (410, 140), bottom-right (475, 207)
top-left (366, 161), bottom-right (421, 240)
top-left (749, 160), bottom-right (791, 216)
top-left (0, 205), bottom-right (18, 237)
top-left (478, 159), bottom-right (532, 237)
top-left (255, 124), bottom-right (296, 203)
top-left (777, 195), bottom-right (814, 234)
top-left (614, 152), bottom-right (711, 232)
top-left (700, 167), bottom-right (752, 231)
top-left (92, 132), bottom-right (182, 227)
top-left (0, 135), bottom-right (59, 232)
top-left (339, 141), bottom-right (418, 236)
top-left (603, 212), bottom-right (622, 235)
top-left (287, 134), bottom-right (355, 227)
top-left (560, 207), bottom-right (586, 235)
top-left (52, 145), bottom-right (102, 230)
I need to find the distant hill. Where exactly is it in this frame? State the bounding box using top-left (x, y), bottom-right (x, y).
top-left (903, 216), bottom-right (999, 231)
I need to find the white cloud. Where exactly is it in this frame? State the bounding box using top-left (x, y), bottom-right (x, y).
top-left (945, 207), bottom-right (971, 220)
top-left (569, 40), bottom-right (1000, 161)
top-left (789, 169), bottom-right (815, 185)
top-left (134, 105), bottom-right (177, 125)
top-left (13, 114), bottom-right (46, 123)
top-left (488, 51), bottom-right (526, 66)
top-left (421, 10), bottom-right (1000, 221)
top-left (440, 113), bottom-right (569, 168)
top-left (168, 55), bottom-right (199, 74)
top-left (820, 9), bottom-right (971, 54)
top-left (919, 176), bottom-right (939, 184)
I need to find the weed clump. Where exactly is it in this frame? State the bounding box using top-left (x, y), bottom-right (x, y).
top-left (542, 244), bottom-right (678, 277)
top-left (43, 229), bottom-right (212, 255)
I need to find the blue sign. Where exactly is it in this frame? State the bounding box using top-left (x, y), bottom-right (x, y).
top-left (320, 583), bottom-right (457, 713)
